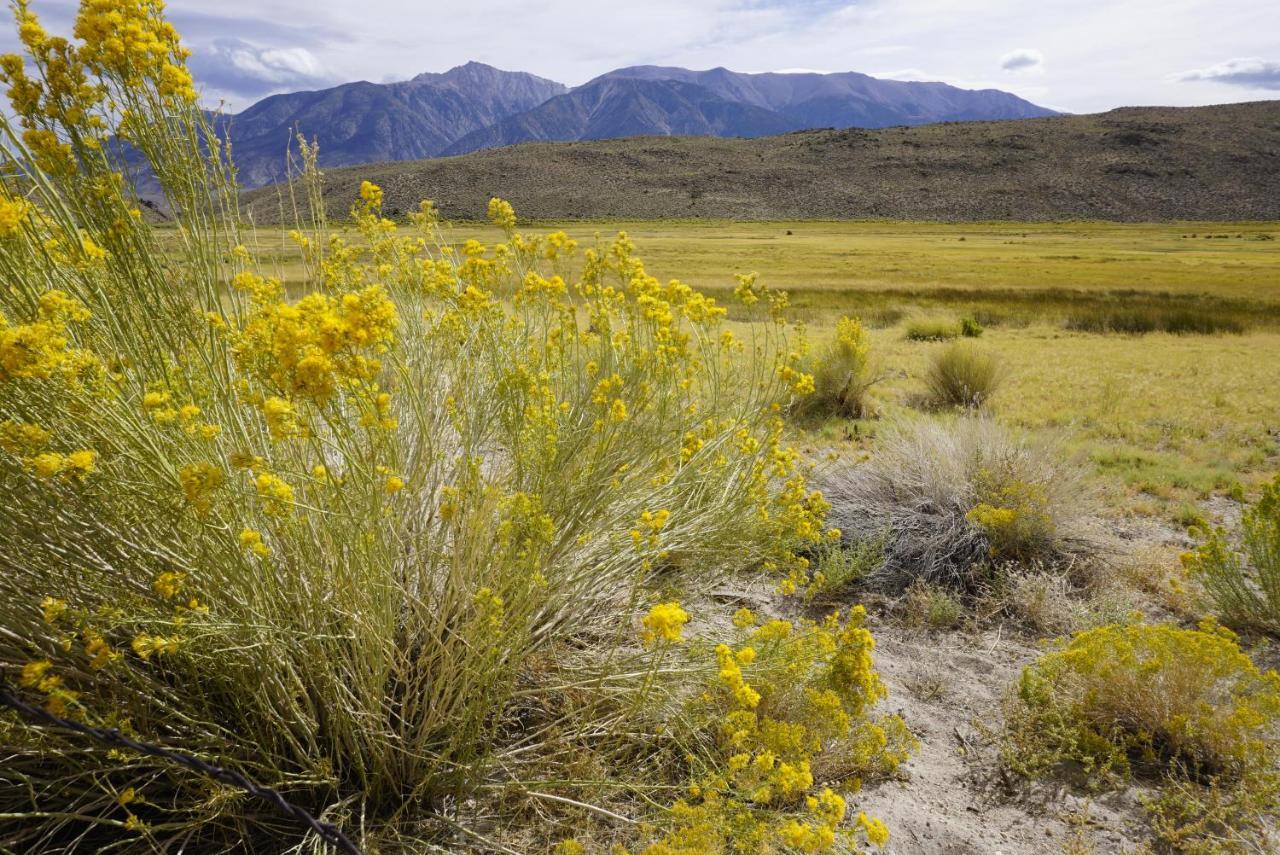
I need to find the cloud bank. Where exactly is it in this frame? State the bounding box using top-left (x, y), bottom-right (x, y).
top-left (1175, 57), bottom-right (1280, 90)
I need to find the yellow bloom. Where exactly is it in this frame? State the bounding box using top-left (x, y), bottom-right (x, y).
top-left (385, 475), bottom-right (405, 494)
top-left (359, 180), bottom-right (383, 208)
top-left (41, 596), bottom-right (67, 623)
top-left (179, 462), bottom-right (222, 512)
top-left (19, 659), bottom-right (52, 688)
top-left (261, 396), bottom-right (298, 441)
top-left (152, 571), bottom-right (185, 600)
top-left (486, 197), bottom-right (517, 231)
top-left (641, 601), bottom-right (690, 646)
top-left (239, 528), bottom-right (270, 557)
top-left (254, 472), bottom-right (294, 515)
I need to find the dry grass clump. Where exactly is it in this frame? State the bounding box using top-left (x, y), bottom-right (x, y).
top-left (822, 418), bottom-right (1096, 592)
top-left (924, 341), bottom-right (1005, 409)
top-left (983, 568), bottom-right (1133, 636)
top-left (1003, 619), bottom-right (1280, 852)
top-left (898, 580), bottom-right (965, 630)
top-left (1184, 473), bottom-right (1280, 635)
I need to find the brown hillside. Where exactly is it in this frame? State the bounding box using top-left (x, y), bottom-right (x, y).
top-left (244, 100), bottom-right (1280, 222)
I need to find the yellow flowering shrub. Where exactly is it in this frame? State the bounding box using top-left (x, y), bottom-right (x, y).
top-left (0, 1), bottom-right (839, 850)
top-left (1004, 619), bottom-right (1280, 852)
top-left (1183, 472), bottom-right (1280, 635)
top-left (793, 316), bottom-right (878, 421)
top-left (641, 607), bottom-right (914, 854)
top-left (966, 474), bottom-right (1056, 562)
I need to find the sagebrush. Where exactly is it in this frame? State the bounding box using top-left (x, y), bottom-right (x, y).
top-left (821, 418), bottom-right (1096, 591)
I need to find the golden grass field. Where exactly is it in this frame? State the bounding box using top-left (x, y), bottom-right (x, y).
top-left (248, 218), bottom-right (1280, 300)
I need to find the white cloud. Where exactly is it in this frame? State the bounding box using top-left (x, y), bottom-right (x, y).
top-left (1174, 57), bottom-right (1280, 90)
top-left (1000, 48), bottom-right (1044, 73)
top-left (189, 39), bottom-right (331, 101)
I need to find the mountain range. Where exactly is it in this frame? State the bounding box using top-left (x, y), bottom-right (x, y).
top-left (217, 62), bottom-right (1057, 188)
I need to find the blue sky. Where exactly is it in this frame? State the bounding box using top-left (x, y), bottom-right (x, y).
top-left (5, 0), bottom-right (1279, 112)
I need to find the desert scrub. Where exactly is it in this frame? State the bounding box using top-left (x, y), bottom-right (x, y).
top-left (0, 4), bottom-right (840, 849)
top-left (1003, 619), bottom-right (1280, 852)
top-left (903, 317), bottom-right (961, 341)
top-left (822, 418), bottom-right (1095, 591)
top-left (923, 341), bottom-right (1004, 409)
top-left (1183, 473), bottom-right (1280, 635)
top-left (792, 315), bottom-right (879, 421)
top-left (640, 606), bottom-right (914, 854)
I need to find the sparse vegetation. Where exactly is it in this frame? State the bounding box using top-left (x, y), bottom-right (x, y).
top-left (1004, 620), bottom-right (1280, 852)
top-left (924, 342), bottom-right (1005, 409)
top-left (1185, 474), bottom-right (1280, 635)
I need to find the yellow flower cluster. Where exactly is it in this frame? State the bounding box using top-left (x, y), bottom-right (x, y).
top-left (130, 632), bottom-right (181, 660)
top-left (232, 282), bottom-right (399, 409)
top-left (73, 0), bottom-right (195, 101)
top-left (19, 658), bottom-right (80, 715)
top-left (178, 462), bottom-right (223, 513)
top-left (27, 448), bottom-right (96, 481)
top-left (0, 194), bottom-right (32, 237)
top-left (487, 196), bottom-right (517, 232)
top-left (239, 527), bottom-right (270, 558)
top-left (643, 606), bottom-right (911, 854)
top-left (0, 290), bottom-right (96, 383)
top-left (641, 601), bottom-right (689, 646)
top-left (253, 471), bottom-right (295, 516)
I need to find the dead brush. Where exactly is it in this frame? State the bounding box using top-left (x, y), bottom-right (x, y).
top-left (821, 417), bottom-right (1099, 593)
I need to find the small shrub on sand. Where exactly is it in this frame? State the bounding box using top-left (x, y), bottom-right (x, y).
top-left (904, 317), bottom-right (961, 341)
top-left (1184, 474), bottom-right (1280, 635)
top-left (794, 316), bottom-right (879, 420)
top-left (1004, 619), bottom-right (1280, 853)
top-left (813, 535), bottom-right (885, 592)
top-left (899, 580), bottom-right (965, 630)
top-left (823, 418), bottom-right (1095, 591)
top-left (924, 341), bottom-right (1005, 409)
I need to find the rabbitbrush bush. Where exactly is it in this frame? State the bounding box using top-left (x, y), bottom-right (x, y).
top-left (1183, 473), bottom-right (1280, 635)
top-left (1004, 620), bottom-right (1280, 853)
top-left (0, 3), bottom-right (907, 851)
top-left (792, 315), bottom-right (878, 421)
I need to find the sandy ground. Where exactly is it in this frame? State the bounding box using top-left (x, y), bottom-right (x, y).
top-left (857, 620), bottom-right (1154, 854)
